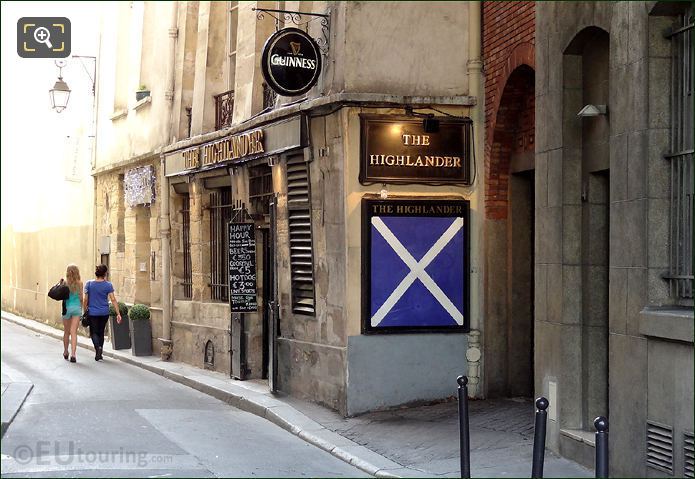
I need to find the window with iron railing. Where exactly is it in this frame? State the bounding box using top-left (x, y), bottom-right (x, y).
top-left (210, 187), bottom-right (233, 302)
top-left (286, 155), bottom-right (315, 315)
top-left (181, 194), bottom-right (192, 299)
top-left (263, 83), bottom-right (277, 110)
top-left (214, 90), bottom-right (234, 130)
top-left (665, 7), bottom-right (694, 300)
top-left (249, 164), bottom-right (274, 216)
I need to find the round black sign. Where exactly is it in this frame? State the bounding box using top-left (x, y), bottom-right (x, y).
top-left (261, 28), bottom-right (322, 97)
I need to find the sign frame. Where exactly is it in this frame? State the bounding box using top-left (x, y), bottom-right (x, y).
top-left (359, 114), bottom-right (472, 186)
top-left (261, 27), bottom-right (322, 97)
top-left (228, 222), bottom-right (258, 313)
top-left (361, 197), bottom-right (470, 335)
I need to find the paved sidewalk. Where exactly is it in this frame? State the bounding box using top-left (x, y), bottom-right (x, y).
top-left (2, 311), bottom-right (592, 477)
top-left (286, 397), bottom-right (593, 477)
top-left (1, 362), bottom-right (33, 437)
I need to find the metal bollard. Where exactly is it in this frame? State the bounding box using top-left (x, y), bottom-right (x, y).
top-left (594, 416), bottom-right (609, 478)
top-left (457, 375), bottom-right (471, 478)
top-left (531, 397), bottom-right (549, 478)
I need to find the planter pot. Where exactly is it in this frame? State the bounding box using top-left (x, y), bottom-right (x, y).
top-left (135, 90), bottom-right (150, 101)
top-left (109, 314), bottom-right (131, 350)
top-left (130, 320), bottom-right (152, 356)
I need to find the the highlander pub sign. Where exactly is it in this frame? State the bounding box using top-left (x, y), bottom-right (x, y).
top-left (360, 115), bottom-right (472, 185)
top-left (362, 198), bottom-right (470, 333)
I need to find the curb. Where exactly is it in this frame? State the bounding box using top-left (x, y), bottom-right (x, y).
top-left (1, 382), bottom-right (34, 438)
top-left (1, 312), bottom-right (404, 477)
top-left (1, 363), bottom-right (34, 438)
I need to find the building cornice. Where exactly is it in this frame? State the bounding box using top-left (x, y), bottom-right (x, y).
top-left (162, 92), bottom-right (477, 155)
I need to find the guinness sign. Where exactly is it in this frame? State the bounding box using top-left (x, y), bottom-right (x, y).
top-left (360, 115), bottom-right (472, 185)
top-left (261, 28), bottom-right (322, 97)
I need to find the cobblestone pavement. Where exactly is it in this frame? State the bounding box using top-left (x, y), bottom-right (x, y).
top-left (287, 397), bottom-right (593, 477)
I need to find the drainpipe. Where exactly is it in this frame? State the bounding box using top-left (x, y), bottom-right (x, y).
top-left (160, 154), bottom-right (172, 359)
top-left (159, 1), bottom-right (178, 360)
top-left (466, 0), bottom-right (484, 398)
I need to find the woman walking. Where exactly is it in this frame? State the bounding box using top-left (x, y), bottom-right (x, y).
top-left (62, 264), bottom-right (83, 363)
top-left (84, 264), bottom-right (121, 361)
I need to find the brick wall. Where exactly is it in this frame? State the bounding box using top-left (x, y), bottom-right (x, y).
top-left (483, 2), bottom-right (535, 219)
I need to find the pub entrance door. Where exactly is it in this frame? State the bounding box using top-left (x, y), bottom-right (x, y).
top-left (264, 196), bottom-right (279, 392)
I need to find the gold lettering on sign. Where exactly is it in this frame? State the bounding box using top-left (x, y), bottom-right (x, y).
top-left (183, 149), bottom-right (200, 170)
top-left (186, 129), bottom-right (265, 170)
top-left (402, 134), bottom-right (431, 146)
top-left (368, 154), bottom-right (463, 169)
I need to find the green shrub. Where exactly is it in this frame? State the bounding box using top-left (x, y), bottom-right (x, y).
top-left (109, 302), bottom-right (129, 317)
top-left (128, 304), bottom-right (150, 321)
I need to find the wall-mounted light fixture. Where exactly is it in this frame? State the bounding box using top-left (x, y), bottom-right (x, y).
top-left (49, 60), bottom-right (71, 113)
top-left (405, 106), bottom-right (440, 133)
top-left (577, 104), bottom-right (607, 118)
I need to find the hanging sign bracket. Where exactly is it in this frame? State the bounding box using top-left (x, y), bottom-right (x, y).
top-left (252, 7), bottom-right (330, 56)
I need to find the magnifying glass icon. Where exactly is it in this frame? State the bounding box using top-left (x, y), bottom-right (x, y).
top-left (33, 27), bottom-right (53, 49)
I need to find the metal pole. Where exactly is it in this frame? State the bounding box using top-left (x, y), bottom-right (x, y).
top-left (458, 375), bottom-right (470, 478)
top-left (594, 416), bottom-right (609, 478)
top-left (531, 397), bottom-right (549, 478)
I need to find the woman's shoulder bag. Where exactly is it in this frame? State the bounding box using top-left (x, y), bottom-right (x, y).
top-left (48, 280), bottom-right (70, 301)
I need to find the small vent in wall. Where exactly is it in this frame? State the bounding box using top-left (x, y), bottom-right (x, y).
top-left (647, 421), bottom-right (674, 474)
top-left (685, 431), bottom-right (694, 478)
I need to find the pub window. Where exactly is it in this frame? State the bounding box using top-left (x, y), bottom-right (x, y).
top-left (210, 187), bottom-right (233, 302)
top-left (665, 6), bottom-right (694, 300)
top-left (286, 155), bottom-right (315, 315)
top-left (181, 194), bottom-right (192, 299)
top-left (249, 164), bottom-right (274, 216)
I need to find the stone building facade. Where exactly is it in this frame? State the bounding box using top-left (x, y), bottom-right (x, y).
top-left (534, 2), bottom-right (693, 477)
top-left (94, 1), bottom-right (487, 417)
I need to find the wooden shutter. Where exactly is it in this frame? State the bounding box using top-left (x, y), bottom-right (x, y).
top-left (286, 155), bottom-right (315, 315)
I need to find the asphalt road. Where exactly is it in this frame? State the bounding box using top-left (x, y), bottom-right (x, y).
top-left (0, 321), bottom-right (367, 478)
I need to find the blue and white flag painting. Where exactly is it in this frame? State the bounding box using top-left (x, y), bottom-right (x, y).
top-left (370, 215), bottom-right (465, 328)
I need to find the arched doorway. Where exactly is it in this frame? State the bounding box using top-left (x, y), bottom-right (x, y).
top-left (484, 64), bottom-right (536, 398)
top-left (562, 26), bottom-right (611, 431)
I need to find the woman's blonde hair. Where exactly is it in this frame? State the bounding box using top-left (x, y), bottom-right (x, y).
top-left (65, 264), bottom-right (81, 293)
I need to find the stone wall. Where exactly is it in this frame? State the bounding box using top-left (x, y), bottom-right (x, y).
top-left (535, 2), bottom-right (693, 476)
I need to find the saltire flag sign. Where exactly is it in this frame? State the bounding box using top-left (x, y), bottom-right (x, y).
top-left (362, 199), bottom-right (469, 333)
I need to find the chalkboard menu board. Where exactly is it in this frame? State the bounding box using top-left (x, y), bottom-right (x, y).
top-left (228, 222), bottom-right (257, 312)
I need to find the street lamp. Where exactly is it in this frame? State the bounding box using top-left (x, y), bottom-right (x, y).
top-left (49, 56), bottom-right (96, 113)
top-left (49, 60), bottom-right (71, 113)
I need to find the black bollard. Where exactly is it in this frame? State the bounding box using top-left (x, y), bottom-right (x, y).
top-left (531, 397), bottom-right (549, 478)
top-left (594, 416), bottom-right (609, 478)
top-left (457, 375), bottom-right (471, 478)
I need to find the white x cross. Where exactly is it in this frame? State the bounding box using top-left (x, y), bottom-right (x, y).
top-left (371, 216), bottom-right (464, 327)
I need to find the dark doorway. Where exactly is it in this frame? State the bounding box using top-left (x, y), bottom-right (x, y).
top-left (485, 64), bottom-right (536, 399)
top-left (508, 170), bottom-right (535, 397)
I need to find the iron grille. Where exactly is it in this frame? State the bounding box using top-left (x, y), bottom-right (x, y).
top-left (647, 421), bottom-right (674, 474)
top-left (214, 90), bottom-right (234, 130)
top-left (665, 8), bottom-right (694, 299)
top-left (286, 155), bottom-right (315, 315)
top-left (263, 83), bottom-right (277, 110)
top-left (210, 187), bottom-right (233, 302)
top-left (181, 194), bottom-right (192, 299)
top-left (686, 431), bottom-right (694, 478)
top-left (249, 164), bottom-right (273, 216)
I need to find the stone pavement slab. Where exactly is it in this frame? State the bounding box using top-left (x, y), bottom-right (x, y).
top-left (1, 363), bottom-right (33, 437)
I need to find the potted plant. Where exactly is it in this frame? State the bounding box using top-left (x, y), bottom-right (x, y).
top-left (109, 302), bottom-right (131, 350)
top-left (129, 304), bottom-right (152, 356)
top-left (136, 84), bottom-right (150, 101)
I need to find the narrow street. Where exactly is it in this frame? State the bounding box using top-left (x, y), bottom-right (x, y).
top-left (0, 321), bottom-right (367, 478)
